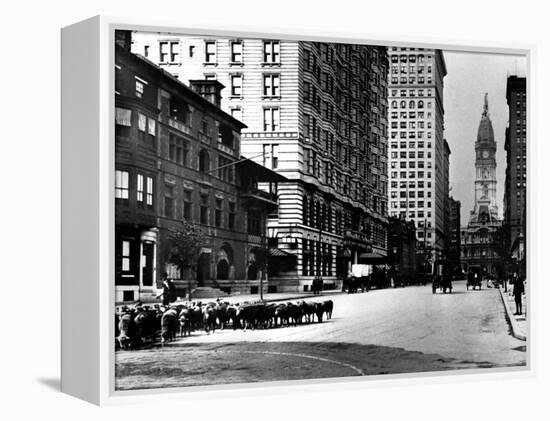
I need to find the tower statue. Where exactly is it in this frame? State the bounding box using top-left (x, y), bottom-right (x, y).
top-left (469, 93), bottom-right (499, 225)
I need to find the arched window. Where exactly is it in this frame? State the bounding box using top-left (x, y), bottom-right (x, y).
top-left (418, 100), bottom-right (424, 109)
top-left (199, 149), bottom-right (210, 172)
top-left (409, 100), bottom-right (415, 108)
top-left (400, 100), bottom-right (407, 108)
top-left (391, 100), bottom-right (397, 109)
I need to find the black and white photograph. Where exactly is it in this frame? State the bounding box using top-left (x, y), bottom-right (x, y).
top-left (113, 30), bottom-right (528, 391)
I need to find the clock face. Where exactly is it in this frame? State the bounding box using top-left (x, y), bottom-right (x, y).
top-left (482, 150), bottom-right (489, 158)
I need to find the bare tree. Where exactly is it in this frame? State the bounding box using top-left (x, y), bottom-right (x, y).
top-left (166, 219), bottom-right (205, 300)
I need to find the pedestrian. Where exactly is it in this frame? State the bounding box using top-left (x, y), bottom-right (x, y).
top-left (513, 275), bottom-right (525, 315)
top-left (159, 272), bottom-right (172, 306)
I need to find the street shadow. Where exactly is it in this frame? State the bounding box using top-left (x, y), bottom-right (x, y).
top-left (37, 377), bottom-right (60, 391)
top-left (115, 340), bottom-right (525, 391)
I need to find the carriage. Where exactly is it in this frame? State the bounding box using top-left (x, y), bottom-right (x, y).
top-left (466, 272), bottom-right (482, 290)
top-left (431, 261), bottom-right (452, 294)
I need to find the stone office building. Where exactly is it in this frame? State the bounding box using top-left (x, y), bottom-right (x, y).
top-left (503, 76), bottom-right (527, 275)
top-left (387, 48), bottom-right (450, 262)
top-left (114, 38), bottom-right (286, 303)
top-left (131, 34), bottom-right (389, 291)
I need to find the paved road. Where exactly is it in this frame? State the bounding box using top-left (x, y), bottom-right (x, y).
top-left (115, 280), bottom-right (526, 390)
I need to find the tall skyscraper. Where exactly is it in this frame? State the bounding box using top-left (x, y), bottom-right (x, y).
top-left (387, 48), bottom-right (449, 261)
top-left (131, 34), bottom-right (389, 291)
top-left (504, 76), bottom-right (527, 272)
top-left (461, 94), bottom-right (502, 277)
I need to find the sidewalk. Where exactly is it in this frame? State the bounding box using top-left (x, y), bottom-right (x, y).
top-left (117, 289), bottom-right (343, 308)
top-left (498, 286), bottom-right (527, 341)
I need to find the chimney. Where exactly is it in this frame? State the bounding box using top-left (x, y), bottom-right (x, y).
top-left (189, 80), bottom-right (225, 108)
top-left (115, 30), bottom-right (132, 51)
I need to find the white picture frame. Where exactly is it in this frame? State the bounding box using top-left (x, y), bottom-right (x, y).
top-left (61, 15), bottom-right (533, 406)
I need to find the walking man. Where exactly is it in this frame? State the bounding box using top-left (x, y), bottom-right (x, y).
top-left (513, 275), bottom-right (525, 315)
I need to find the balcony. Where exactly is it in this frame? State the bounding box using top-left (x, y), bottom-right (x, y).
top-left (167, 117), bottom-right (192, 136)
top-left (240, 188), bottom-right (278, 210)
top-left (343, 229), bottom-right (370, 244)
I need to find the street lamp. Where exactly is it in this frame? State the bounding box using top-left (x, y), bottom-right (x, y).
top-left (261, 225), bottom-right (277, 300)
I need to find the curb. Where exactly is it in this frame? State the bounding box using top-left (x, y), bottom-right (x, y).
top-left (498, 287), bottom-right (526, 341)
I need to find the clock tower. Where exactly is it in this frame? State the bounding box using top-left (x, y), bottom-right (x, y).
top-left (470, 93), bottom-right (499, 224)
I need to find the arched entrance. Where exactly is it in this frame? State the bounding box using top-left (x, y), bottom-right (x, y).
top-left (196, 252), bottom-right (210, 286)
top-left (247, 248), bottom-right (259, 280)
top-left (216, 243), bottom-right (233, 280)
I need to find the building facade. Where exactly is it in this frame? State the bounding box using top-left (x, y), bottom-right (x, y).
top-left (387, 48), bottom-right (449, 265)
top-left (114, 38), bottom-right (286, 303)
top-left (447, 197), bottom-right (461, 274)
top-left (503, 76), bottom-right (527, 275)
top-left (131, 34), bottom-right (389, 291)
top-left (461, 95), bottom-right (502, 277)
top-left (387, 217), bottom-right (417, 284)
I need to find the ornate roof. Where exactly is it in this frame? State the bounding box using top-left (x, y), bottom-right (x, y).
top-left (477, 93), bottom-right (495, 144)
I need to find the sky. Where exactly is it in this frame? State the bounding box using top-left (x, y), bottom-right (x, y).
top-left (442, 50), bottom-right (526, 225)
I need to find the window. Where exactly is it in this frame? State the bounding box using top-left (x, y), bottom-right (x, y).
top-left (200, 194), bottom-right (209, 225)
top-left (204, 41), bottom-right (216, 63)
top-left (199, 149), bottom-right (210, 172)
top-left (135, 79), bottom-right (145, 98)
top-left (263, 144), bottom-right (279, 169)
top-left (159, 41), bottom-right (169, 63)
top-left (122, 240), bottom-right (131, 272)
top-left (231, 41), bottom-right (243, 63)
top-left (146, 176), bottom-right (153, 206)
top-left (217, 156), bottom-right (234, 183)
top-left (115, 170), bottom-right (129, 199)
top-left (159, 41), bottom-right (179, 63)
top-left (138, 113), bottom-right (147, 132)
top-left (169, 134), bottom-right (188, 166)
top-left (115, 107), bottom-right (132, 127)
top-left (263, 40), bottom-right (280, 63)
top-left (215, 199), bottom-right (223, 227)
top-left (164, 185), bottom-right (175, 219)
top-left (183, 190), bottom-right (192, 220)
top-left (228, 202), bottom-right (236, 230)
top-left (263, 107), bottom-right (280, 131)
top-left (263, 74), bottom-right (280, 97)
top-left (170, 42), bottom-right (179, 62)
top-left (137, 174), bottom-right (144, 202)
top-left (230, 75), bottom-right (242, 97)
top-left (169, 97), bottom-right (191, 125)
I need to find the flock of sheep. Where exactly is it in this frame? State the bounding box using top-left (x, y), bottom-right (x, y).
top-left (116, 299), bottom-right (334, 350)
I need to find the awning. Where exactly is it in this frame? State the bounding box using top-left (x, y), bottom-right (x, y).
top-left (236, 158), bottom-right (287, 182)
top-left (358, 251), bottom-right (387, 261)
top-left (268, 247), bottom-right (295, 258)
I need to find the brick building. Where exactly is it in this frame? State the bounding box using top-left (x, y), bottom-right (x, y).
top-left (114, 38), bottom-right (286, 302)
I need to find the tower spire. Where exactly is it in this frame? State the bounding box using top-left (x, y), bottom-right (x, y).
top-left (482, 92), bottom-right (488, 116)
